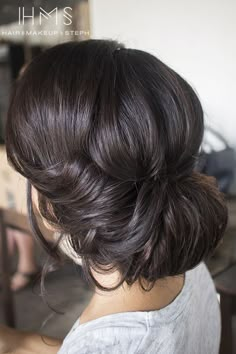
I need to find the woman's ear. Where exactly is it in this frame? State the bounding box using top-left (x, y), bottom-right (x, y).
top-left (31, 186), bottom-right (56, 233)
top-left (31, 185), bottom-right (38, 208)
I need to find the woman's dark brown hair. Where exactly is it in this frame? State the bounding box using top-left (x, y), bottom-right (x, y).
top-left (5, 39), bottom-right (228, 291)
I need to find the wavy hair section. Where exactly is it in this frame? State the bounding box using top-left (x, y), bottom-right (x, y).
top-left (6, 40), bottom-right (228, 290)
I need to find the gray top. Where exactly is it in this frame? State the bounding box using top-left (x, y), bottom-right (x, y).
top-left (58, 263), bottom-right (220, 354)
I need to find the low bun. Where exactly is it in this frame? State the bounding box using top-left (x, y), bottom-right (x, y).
top-left (129, 172), bottom-right (227, 285)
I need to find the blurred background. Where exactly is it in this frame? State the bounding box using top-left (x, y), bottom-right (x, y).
top-left (0, 1), bottom-right (235, 353)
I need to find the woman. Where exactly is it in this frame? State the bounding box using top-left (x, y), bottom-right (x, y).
top-left (1, 39), bottom-right (227, 353)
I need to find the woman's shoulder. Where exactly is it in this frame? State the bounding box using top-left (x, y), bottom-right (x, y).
top-left (58, 263), bottom-right (218, 354)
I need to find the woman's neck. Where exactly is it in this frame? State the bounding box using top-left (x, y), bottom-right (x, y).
top-left (80, 272), bottom-right (185, 325)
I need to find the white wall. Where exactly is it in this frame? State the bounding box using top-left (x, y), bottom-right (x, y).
top-left (90, 0), bottom-right (236, 147)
